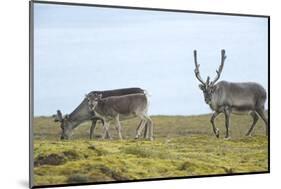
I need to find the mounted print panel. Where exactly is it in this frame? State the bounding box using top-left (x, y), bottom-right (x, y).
top-left (30, 1), bottom-right (269, 188)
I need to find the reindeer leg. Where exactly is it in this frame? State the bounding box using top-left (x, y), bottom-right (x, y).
top-left (149, 118), bottom-right (154, 141)
top-left (90, 119), bottom-right (97, 139)
top-left (144, 115), bottom-right (153, 141)
top-left (210, 111), bottom-right (220, 138)
top-left (224, 107), bottom-right (231, 139)
top-left (141, 122), bottom-right (149, 139)
top-left (102, 122), bottom-right (110, 140)
top-left (115, 115), bottom-right (123, 140)
top-left (135, 120), bottom-right (145, 139)
top-left (105, 130), bottom-right (111, 139)
top-left (246, 111), bottom-right (259, 137)
top-left (256, 109), bottom-right (268, 136)
top-left (143, 122), bottom-right (148, 139)
top-left (101, 119), bottom-right (111, 139)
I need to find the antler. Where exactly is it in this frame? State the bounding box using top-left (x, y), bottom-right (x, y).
top-left (211, 49), bottom-right (226, 84)
top-left (194, 50), bottom-right (206, 85)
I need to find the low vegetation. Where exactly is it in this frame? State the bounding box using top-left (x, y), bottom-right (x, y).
top-left (33, 114), bottom-right (268, 186)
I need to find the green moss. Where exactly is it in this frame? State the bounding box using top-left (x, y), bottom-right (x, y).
top-left (32, 114), bottom-right (268, 186)
top-left (67, 174), bottom-right (90, 184)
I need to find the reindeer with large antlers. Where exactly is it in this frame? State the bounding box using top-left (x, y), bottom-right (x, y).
top-left (194, 49), bottom-right (268, 139)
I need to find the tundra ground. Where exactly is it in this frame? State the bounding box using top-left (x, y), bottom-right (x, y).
top-left (32, 114), bottom-right (268, 186)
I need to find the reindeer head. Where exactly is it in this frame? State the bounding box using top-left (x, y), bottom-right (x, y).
top-left (86, 93), bottom-right (102, 111)
top-left (194, 49), bottom-right (226, 104)
top-left (53, 110), bottom-right (74, 140)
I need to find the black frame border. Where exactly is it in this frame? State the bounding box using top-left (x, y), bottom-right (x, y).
top-left (29, 1), bottom-right (270, 188)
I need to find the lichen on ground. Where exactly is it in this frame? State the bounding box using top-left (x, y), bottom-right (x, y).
top-left (33, 114), bottom-right (268, 186)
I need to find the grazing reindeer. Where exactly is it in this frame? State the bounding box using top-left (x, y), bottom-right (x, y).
top-left (87, 88), bottom-right (149, 139)
top-left (54, 109), bottom-right (103, 140)
top-left (194, 49), bottom-right (268, 139)
top-left (54, 88), bottom-right (148, 140)
top-left (86, 93), bottom-right (153, 140)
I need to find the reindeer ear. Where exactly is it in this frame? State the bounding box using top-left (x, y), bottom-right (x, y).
top-left (198, 84), bottom-right (205, 90)
top-left (53, 110), bottom-right (63, 122)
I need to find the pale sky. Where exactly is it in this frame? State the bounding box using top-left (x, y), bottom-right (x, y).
top-left (33, 3), bottom-right (268, 116)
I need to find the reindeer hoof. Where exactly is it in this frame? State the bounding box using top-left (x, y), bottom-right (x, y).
top-left (224, 136), bottom-right (231, 140)
top-left (246, 133), bottom-right (252, 137)
top-left (215, 129), bottom-right (220, 138)
top-left (149, 137), bottom-right (154, 141)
